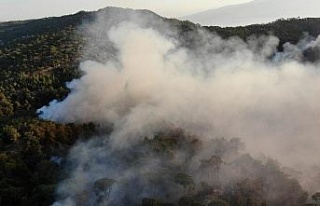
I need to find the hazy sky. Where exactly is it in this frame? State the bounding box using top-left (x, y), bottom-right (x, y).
top-left (0, 0), bottom-right (251, 22)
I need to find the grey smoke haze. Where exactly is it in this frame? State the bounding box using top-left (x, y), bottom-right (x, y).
top-left (37, 9), bottom-right (320, 205)
top-left (184, 0), bottom-right (320, 26)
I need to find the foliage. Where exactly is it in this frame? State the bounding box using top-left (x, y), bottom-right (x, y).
top-left (0, 7), bottom-right (319, 205)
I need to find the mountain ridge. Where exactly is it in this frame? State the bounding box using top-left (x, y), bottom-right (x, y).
top-left (183, 0), bottom-right (320, 26)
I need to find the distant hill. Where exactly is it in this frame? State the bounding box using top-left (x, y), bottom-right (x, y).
top-left (183, 0), bottom-right (320, 26)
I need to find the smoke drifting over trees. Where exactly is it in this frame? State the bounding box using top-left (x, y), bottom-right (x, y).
top-left (36, 9), bottom-right (320, 206)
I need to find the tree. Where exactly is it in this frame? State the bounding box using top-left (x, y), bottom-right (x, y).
top-left (2, 125), bottom-right (21, 143)
top-left (200, 155), bottom-right (222, 181)
top-left (93, 178), bottom-right (116, 204)
top-left (0, 92), bottom-right (13, 117)
top-left (312, 192), bottom-right (320, 206)
top-left (208, 198), bottom-right (229, 206)
top-left (142, 198), bottom-right (162, 206)
top-left (174, 173), bottom-right (195, 194)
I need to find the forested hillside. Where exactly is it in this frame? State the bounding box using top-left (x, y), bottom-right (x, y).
top-left (1, 7), bottom-right (320, 205)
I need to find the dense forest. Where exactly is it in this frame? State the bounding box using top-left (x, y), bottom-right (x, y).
top-left (1, 7), bottom-right (320, 206)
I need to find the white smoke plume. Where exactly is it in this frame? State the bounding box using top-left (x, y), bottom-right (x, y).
top-left (38, 8), bottom-right (320, 205)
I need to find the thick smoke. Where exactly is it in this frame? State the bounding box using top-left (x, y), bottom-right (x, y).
top-left (38, 9), bottom-right (320, 205)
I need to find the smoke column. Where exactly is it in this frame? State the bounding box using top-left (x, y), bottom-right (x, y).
top-left (37, 9), bottom-right (320, 205)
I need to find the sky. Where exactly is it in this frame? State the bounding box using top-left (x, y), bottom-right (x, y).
top-left (0, 0), bottom-right (251, 22)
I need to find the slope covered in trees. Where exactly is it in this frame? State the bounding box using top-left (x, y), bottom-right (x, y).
top-left (0, 7), bottom-right (320, 205)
